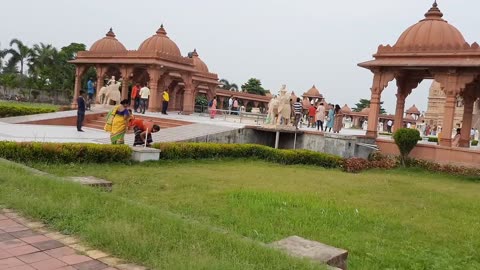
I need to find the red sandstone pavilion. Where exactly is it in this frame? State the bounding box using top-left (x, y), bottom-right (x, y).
top-left (359, 1), bottom-right (480, 148)
top-left (70, 25), bottom-right (270, 114)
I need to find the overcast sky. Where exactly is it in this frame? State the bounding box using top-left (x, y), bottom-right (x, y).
top-left (1, 0), bottom-right (477, 113)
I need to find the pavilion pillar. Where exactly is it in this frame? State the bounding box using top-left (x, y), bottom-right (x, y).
top-left (120, 66), bottom-right (133, 101)
top-left (366, 71), bottom-right (394, 138)
top-left (436, 72), bottom-right (476, 147)
top-left (459, 92), bottom-right (474, 148)
top-left (393, 91), bottom-right (406, 132)
top-left (182, 74), bottom-right (194, 115)
top-left (71, 65), bottom-right (87, 108)
top-left (218, 97), bottom-right (225, 109)
top-left (147, 67), bottom-right (162, 112)
top-left (95, 65), bottom-right (106, 103)
top-left (254, 101), bottom-right (259, 108)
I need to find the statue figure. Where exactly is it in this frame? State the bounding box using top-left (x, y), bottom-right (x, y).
top-left (276, 85), bottom-right (291, 125)
top-left (266, 95), bottom-right (279, 124)
top-left (104, 80), bottom-right (121, 105)
top-left (97, 85), bottom-right (107, 104)
top-left (107, 76), bottom-right (116, 86)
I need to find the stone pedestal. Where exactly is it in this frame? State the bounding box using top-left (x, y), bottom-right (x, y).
top-left (270, 236), bottom-right (348, 270)
top-left (131, 147), bottom-right (161, 162)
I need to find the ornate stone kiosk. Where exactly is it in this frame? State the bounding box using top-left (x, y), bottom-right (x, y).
top-left (358, 2), bottom-right (480, 149)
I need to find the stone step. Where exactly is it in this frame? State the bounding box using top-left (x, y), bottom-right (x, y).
top-left (68, 176), bottom-right (112, 191)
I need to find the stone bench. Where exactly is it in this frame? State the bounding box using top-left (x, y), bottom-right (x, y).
top-left (131, 147), bottom-right (161, 162)
top-left (270, 236), bottom-right (348, 269)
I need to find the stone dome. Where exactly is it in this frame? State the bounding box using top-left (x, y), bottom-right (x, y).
top-left (360, 107), bottom-right (370, 115)
top-left (341, 104), bottom-right (352, 113)
top-left (90, 28), bottom-right (127, 53)
top-left (303, 85), bottom-right (323, 99)
top-left (190, 49), bottom-right (209, 73)
top-left (406, 104), bottom-right (421, 115)
top-left (138, 25), bottom-right (181, 56)
top-left (393, 2), bottom-right (466, 50)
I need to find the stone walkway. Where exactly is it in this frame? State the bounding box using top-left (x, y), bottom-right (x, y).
top-left (0, 209), bottom-right (145, 270)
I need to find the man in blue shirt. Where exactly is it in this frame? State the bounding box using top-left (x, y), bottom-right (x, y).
top-left (77, 90), bottom-right (86, 132)
top-left (87, 77), bottom-right (94, 110)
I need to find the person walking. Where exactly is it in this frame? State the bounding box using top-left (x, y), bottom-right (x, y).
top-left (209, 96), bottom-right (217, 119)
top-left (316, 103), bottom-right (326, 131)
top-left (293, 98), bottom-right (303, 129)
top-left (387, 119), bottom-right (393, 133)
top-left (131, 83), bottom-right (141, 113)
top-left (325, 104), bottom-right (335, 132)
top-left (333, 104), bottom-right (344, 133)
top-left (139, 84), bottom-right (150, 114)
top-left (162, 89), bottom-right (169, 115)
top-left (77, 90), bottom-right (86, 132)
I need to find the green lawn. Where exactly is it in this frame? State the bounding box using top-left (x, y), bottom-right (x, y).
top-left (2, 160), bottom-right (480, 269)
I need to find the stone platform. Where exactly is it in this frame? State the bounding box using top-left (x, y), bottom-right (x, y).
top-left (68, 176), bottom-right (113, 191)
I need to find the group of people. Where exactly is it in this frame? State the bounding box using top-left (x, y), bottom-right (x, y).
top-left (130, 83), bottom-right (170, 115)
top-left (104, 99), bottom-right (160, 146)
top-left (291, 99), bottom-right (344, 133)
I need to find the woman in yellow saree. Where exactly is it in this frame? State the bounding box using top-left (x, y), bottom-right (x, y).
top-left (104, 99), bottom-right (131, 144)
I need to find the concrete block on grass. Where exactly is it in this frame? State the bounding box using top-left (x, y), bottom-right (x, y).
top-left (131, 147), bottom-right (161, 162)
top-left (270, 235), bottom-right (348, 270)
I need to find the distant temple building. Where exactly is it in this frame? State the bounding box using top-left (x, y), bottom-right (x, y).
top-left (424, 81), bottom-right (480, 129)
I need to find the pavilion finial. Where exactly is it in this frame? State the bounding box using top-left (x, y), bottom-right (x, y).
top-left (424, 0), bottom-right (443, 19)
top-left (192, 49), bottom-right (199, 57)
top-left (106, 27), bottom-right (116, 38)
top-left (156, 24), bottom-right (167, 35)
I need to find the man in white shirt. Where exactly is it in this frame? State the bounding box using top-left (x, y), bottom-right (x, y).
top-left (387, 120), bottom-right (393, 133)
top-left (139, 84), bottom-right (150, 114)
top-left (228, 96), bottom-right (234, 114)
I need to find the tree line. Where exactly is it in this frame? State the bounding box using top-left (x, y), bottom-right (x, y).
top-left (0, 38), bottom-right (86, 103)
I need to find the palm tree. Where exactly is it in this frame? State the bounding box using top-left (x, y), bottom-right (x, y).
top-left (219, 78), bottom-right (239, 91)
top-left (28, 43), bottom-right (58, 76)
top-left (0, 49), bottom-right (7, 73)
top-left (6, 39), bottom-right (31, 75)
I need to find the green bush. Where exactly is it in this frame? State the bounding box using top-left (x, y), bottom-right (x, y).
top-left (153, 142), bottom-right (343, 168)
top-left (0, 142), bottom-right (132, 163)
top-left (393, 128), bottom-right (422, 166)
top-left (427, 137), bottom-right (438, 143)
top-left (472, 140), bottom-right (478, 146)
top-left (0, 103), bottom-right (57, 118)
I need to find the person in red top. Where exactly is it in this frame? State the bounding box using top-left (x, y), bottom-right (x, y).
top-left (129, 118), bottom-right (160, 147)
top-left (131, 83), bottom-right (141, 113)
top-left (307, 104), bottom-right (317, 128)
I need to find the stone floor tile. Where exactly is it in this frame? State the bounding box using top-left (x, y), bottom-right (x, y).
top-left (3, 225), bottom-right (29, 233)
top-left (6, 244), bottom-right (39, 256)
top-left (2, 209), bottom-right (14, 213)
top-left (0, 249), bottom-right (13, 259)
top-left (0, 239), bottom-right (27, 249)
top-left (84, 250), bottom-right (108, 260)
top-left (31, 240), bottom-right (64, 251)
top-left (0, 232), bottom-right (15, 242)
top-left (21, 235), bottom-right (51, 244)
top-left (0, 257), bottom-right (25, 268)
top-left (30, 258), bottom-right (67, 270)
top-left (72, 260), bottom-right (109, 270)
top-left (7, 264), bottom-right (36, 270)
top-left (57, 267), bottom-right (78, 270)
top-left (17, 251), bottom-right (52, 264)
top-left (58, 237), bottom-right (79, 245)
top-left (69, 243), bottom-right (90, 253)
top-left (10, 230), bottom-right (40, 238)
top-left (0, 219), bottom-right (20, 228)
top-left (116, 263), bottom-right (146, 270)
top-left (59, 254), bottom-right (92, 265)
top-left (25, 222), bottom-right (45, 229)
top-left (45, 247), bottom-right (76, 258)
top-left (0, 214), bottom-right (7, 220)
top-left (4, 212), bottom-right (21, 219)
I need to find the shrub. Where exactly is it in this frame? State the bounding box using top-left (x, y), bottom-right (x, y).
top-left (0, 142), bottom-right (132, 163)
top-left (427, 137), bottom-right (438, 143)
top-left (153, 142), bottom-right (343, 168)
top-left (0, 103), bottom-right (57, 118)
top-left (368, 151), bottom-right (398, 169)
top-left (472, 140), bottom-right (478, 146)
top-left (343, 157), bottom-right (370, 173)
top-left (393, 128), bottom-right (422, 166)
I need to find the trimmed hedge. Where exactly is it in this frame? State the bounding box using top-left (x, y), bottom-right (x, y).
top-left (472, 140), bottom-right (478, 146)
top-left (427, 137), bottom-right (438, 143)
top-left (0, 142), bottom-right (132, 163)
top-left (153, 142), bottom-right (343, 168)
top-left (0, 104), bottom-right (57, 118)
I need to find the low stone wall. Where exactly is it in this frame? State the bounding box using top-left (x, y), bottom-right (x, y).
top-left (377, 138), bottom-right (480, 167)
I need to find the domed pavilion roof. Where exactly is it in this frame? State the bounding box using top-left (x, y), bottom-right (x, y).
top-left (406, 104), bottom-right (421, 115)
top-left (138, 25), bottom-right (182, 56)
top-left (90, 28), bottom-right (127, 53)
top-left (393, 2), bottom-right (466, 51)
top-left (190, 49), bottom-right (209, 73)
top-left (303, 85), bottom-right (323, 99)
top-left (360, 107), bottom-right (370, 115)
top-left (341, 104), bottom-right (352, 113)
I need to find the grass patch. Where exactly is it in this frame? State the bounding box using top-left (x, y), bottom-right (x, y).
top-left (0, 101), bottom-right (59, 118)
top-left (4, 159), bottom-right (480, 269)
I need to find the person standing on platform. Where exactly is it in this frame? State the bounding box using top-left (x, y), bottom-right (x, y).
top-left (77, 90), bottom-right (86, 132)
top-left (86, 78), bottom-right (94, 110)
top-left (387, 119), bottom-right (393, 133)
top-left (131, 83), bottom-right (141, 113)
top-left (162, 89), bottom-right (169, 115)
top-left (139, 84), bottom-right (150, 114)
